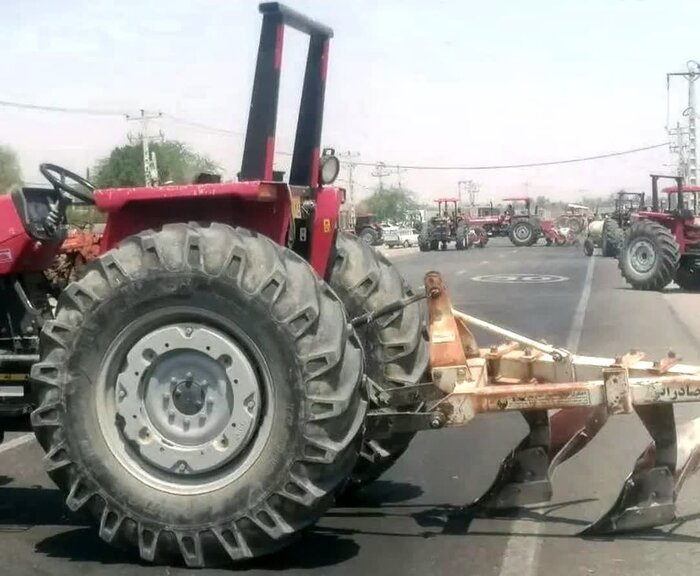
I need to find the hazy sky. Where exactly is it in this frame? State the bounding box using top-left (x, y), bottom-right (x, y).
top-left (2, 0), bottom-right (699, 203)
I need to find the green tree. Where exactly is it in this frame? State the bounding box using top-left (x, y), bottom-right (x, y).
top-left (94, 140), bottom-right (220, 188)
top-left (359, 186), bottom-right (419, 223)
top-left (0, 145), bottom-right (22, 193)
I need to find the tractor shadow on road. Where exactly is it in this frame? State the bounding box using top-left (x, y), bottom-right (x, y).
top-left (323, 494), bottom-right (700, 545)
top-left (0, 484), bottom-right (361, 570)
top-left (0, 485), bottom-right (78, 528)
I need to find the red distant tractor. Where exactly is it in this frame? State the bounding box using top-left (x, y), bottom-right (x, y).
top-left (466, 203), bottom-right (510, 237)
top-left (619, 174), bottom-right (700, 290)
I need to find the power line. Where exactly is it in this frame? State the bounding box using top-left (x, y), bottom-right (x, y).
top-left (347, 142), bottom-right (670, 171)
top-left (1, 98), bottom-right (671, 172)
top-left (162, 114), bottom-right (245, 137)
top-left (0, 99), bottom-right (128, 117)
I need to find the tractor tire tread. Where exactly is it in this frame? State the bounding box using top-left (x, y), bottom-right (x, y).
top-left (618, 220), bottom-right (680, 291)
top-left (31, 223), bottom-right (367, 566)
top-left (327, 232), bottom-right (428, 488)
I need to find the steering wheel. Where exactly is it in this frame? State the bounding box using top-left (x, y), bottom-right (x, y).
top-left (40, 163), bottom-right (96, 204)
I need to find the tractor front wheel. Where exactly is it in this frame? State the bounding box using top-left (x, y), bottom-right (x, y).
top-left (602, 219), bottom-right (623, 258)
top-left (583, 237), bottom-right (594, 257)
top-left (618, 220), bottom-right (680, 291)
top-left (328, 232), bottom-right (428, 491)
top-left (31, 224), bottom-right (366, 566)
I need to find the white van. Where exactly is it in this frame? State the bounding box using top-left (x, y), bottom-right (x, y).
top-left (384, 227), bottom-right (420, 248)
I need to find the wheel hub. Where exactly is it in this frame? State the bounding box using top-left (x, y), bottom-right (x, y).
top-left (172, 378), bottom-right (205, 416)
top-left (514, 224), bottom-right (531, 240)
top-left (115, 324), bottom-right (262, 476)
top-left (629, 239), bottom-right (656, 274)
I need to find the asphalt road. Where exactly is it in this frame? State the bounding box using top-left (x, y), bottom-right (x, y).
top-left (3, 238), bottom-right (700, 576)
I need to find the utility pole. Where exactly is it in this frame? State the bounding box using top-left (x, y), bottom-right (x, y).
top-left (127, 109), bottom-right (164, 186)
top-left (371, 162), bottom-right (391, 192)
top-left (668, 61), bottom-right (700, 185)
top-left (467, 180), bottom-right (479, 205)
top-left (339, 151), bottom-right (360, 228)
top-left (394, 164), bottom-right (407, 191)
top-left (669, 121), bottom-right (689, 178)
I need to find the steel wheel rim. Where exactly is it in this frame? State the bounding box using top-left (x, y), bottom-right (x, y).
top-left (96, 308), bottom-right (274, 495)
top-left (628, 238), bottom-right (657, 274)
top-left (514, 224), bottom-right (532, 241)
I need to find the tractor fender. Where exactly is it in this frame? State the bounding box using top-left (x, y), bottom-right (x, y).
top-left (94, 181), bottom-right (342, 278)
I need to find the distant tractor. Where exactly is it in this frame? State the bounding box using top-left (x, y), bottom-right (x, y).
top-left (583, 191), bottom-right (645, 258)
top-left (467, 203), bottom-right (510, 237)
top-left (354, 213), bottom-right (384, 245)
top-left (503, 197), bottom-right (543, 246)
top-left (619, 175), bottom-right (700, 290)
top-left (419, 198), bottom-right (485, 251)
top-left (556, 203), bottom-right (591, 235)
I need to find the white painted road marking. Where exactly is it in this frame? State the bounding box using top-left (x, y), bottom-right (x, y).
top-left (0, 433), bottom-right (34, 455)
top-left (480, 260), bottom-right (489, 265)
top-left (566, 255), bottom-right (596, 351)
top-left (457, 270), bottom-right (467, 276)
top-left (472, 274), bottom-right (568, 284)
top-left (498, 255), bottom-right (596, 576)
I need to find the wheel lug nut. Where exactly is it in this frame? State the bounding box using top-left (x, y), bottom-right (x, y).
top-left (186, 372), bottom-right (193, 380)
top-left (185, 327), bottom-right (193, 337)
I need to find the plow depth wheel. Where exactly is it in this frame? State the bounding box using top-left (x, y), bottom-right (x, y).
top-left (618, 220), bottom-right (679, 291)
top-left (328, 232), bottom-right (428, 490)
top-left (31, 224), bottom-right (366, 566)
top-left (509, 221), bottom-right (535, 247)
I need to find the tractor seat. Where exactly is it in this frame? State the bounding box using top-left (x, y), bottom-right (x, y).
top-left (10, 186), bottom-right (64, 241)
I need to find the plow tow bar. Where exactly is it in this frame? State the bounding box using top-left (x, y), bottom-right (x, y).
top-left (366, 271), bottom-right (700, 535)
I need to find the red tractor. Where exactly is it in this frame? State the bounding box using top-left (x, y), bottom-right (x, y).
top-left (466, 203), bottom-right (510, 237)
top-left (619, 174), bottom-right (700, 290)
top-left (0, 4), bottom-right (427, 566)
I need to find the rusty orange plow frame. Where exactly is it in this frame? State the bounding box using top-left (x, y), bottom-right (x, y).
top-left (365, 271), bottom-right (700, 534)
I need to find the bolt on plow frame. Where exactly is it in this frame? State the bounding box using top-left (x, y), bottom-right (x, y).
top-left (366, 271), bottom-right (700, 534)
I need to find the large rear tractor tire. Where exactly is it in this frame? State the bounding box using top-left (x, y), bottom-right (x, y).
top-left (31, 223), bottom-right (366, 566)
top-left (602, 219), bottom-right (623, 258)
top-left (618, 220), bottom-right (679, 291)
top-left (509, 221), bottom-right (535, 247)
top-left (328, 232), bottom-right (428, 490)
top-left (675, 264), bottom-right (700, 291)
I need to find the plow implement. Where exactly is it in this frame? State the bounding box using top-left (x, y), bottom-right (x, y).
top-left (366, 271), bottom-right (700, 535)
